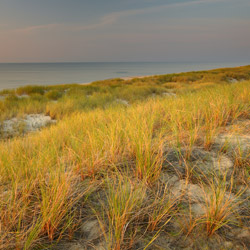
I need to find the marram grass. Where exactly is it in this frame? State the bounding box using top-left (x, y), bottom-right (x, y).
top-left (0, 76), bottom-right (249, 249)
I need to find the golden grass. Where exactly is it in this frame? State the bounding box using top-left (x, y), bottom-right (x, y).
top-left (201, 177), bottom-right (244, 236)
top-left (0, 78), bottom-right (249, 249)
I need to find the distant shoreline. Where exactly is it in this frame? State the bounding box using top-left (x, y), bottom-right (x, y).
top-left (79, 75), bottom-right (153, 85)
top-left (119, 75), bottom-right (153, 81)
top-left (1, 62), bottom-right (248, 91)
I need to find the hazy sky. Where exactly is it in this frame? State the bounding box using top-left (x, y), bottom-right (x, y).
top-left (0, 0), bottom-right (249, 62)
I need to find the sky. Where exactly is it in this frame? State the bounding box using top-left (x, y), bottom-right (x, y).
top-left (0, 0), bottom-right (249, 63)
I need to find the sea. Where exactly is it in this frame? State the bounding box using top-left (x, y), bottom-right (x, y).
top-left (0, 62), bottom-right (248, 91)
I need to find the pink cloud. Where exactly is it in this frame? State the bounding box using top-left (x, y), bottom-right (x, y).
top-left (4, 0), bottom-right (230, 34)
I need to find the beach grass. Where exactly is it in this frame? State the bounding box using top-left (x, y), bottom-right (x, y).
top-left (0, 65), bottom-right (250, 249)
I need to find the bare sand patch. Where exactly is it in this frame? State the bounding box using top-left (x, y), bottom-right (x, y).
top-left (1, 114), bottom-right (56, 138)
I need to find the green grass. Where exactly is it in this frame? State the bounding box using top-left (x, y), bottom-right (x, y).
top-left (0, 65), bottom-right (249, 122)
top-left (0, 65), bottom-right (250, 249)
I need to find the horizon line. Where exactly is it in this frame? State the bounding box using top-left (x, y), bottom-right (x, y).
top-left (0, 61), bottom-right (249, 64)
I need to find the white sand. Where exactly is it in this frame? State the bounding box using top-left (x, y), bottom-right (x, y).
top-left (1, 114), bottom-right (56, 137)
top-left (79, 75), bottom-right (153, 85)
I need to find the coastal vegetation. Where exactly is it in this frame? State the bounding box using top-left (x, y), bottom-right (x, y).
top-left (0, 65), bottom-right (250, 249)
top-left (0, 65), bottom-right (250, 122)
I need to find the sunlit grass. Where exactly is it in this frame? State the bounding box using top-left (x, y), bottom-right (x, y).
top-left (0, 68), bottom-right (249, 249)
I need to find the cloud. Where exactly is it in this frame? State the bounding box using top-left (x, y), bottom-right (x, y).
top-left (13, 23), bottom-right (61, 33)
top-left (74, 15), bottom-right (117, 31)
top-left (73, 0), bottom-right (229, 31)
top-left (6, 0), bottom-right (230, 33)
top-left (89, 0), bottom-right (229, 25)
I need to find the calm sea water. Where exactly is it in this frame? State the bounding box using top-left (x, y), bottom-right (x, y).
top-left (0, 62), bottom-right (248, 90)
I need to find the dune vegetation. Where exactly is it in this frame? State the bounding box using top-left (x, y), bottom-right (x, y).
top-left (0, 65), bottom-right (250, 122)
top-left (0, 65), bottom-right (250, 249)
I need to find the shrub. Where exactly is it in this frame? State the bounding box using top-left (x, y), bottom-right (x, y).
top-left (45, 90), bottom-right (63, 100)
top-left (16, 85), bottom-right (45, 95)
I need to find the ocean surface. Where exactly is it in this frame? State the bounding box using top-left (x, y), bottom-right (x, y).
top-left (0, 62), bottom-right (248, 90)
